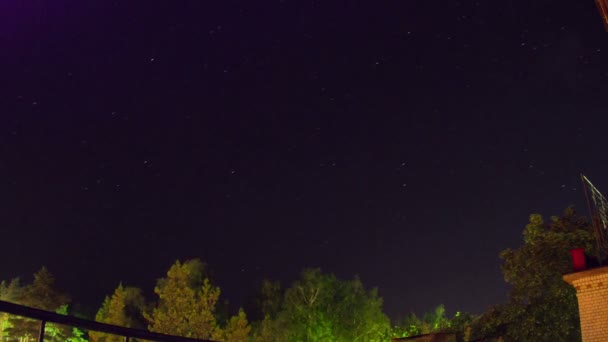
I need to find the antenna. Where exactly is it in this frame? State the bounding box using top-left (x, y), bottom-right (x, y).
top-left (597, 0), bottom-right (608, 31)
top-left (581, 174), bottom-right (608, 263)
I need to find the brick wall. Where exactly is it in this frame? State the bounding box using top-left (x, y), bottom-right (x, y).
top-left (564, 266), bottom-right (608, 342)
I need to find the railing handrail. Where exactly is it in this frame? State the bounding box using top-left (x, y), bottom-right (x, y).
top-left (0, 300), bottom-right (215, 342)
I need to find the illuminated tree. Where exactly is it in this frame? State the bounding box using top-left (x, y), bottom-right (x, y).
top-left (250, 279), bottom-right (283, 342)
top-left (257, 279), bottom-right (282, 319)
top-left (392, 305), bottom-right (469, 339)
top-left (44, 305), bottom-right (88, 342)
top-left (393, 312), bottom-right (422, 338)
top-left (475, 207), bottom-right (594, 341)
top-left (333, 275), bottom-right (391, 341)
top-left (252, 315), bottom-right (279, 342)
top-left (213, 308), bottom-right (251, 342)
top-left (271, 268), bottom-right (390, 342)
top-left (421, 305), bottom-right (450, 333)
top-left (0, 278), bottom-right (23, 341)
top-left (0, 278), bottom-right (23, 302)
top-left (448, 311), bottom-right (475, 342)
top-left (145, 259), bottom-right (220, 339)
top-left (18, 267), bottom-right (69, 310)
top-left (90, 283), bottom-right (146, 342)
top-left (5, 267), bottom-right (71, 342)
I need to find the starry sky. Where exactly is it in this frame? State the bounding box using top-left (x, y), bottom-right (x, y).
top-left (2, 1), bottom-right (608, 320)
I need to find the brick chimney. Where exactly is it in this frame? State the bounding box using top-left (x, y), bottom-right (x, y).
top-left (563, 266), bottom-right (608, 341)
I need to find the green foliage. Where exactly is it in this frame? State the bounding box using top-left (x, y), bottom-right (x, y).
top-left (256, 268), bottom-right (391, 342)
top-left (0, 278), bottom-right (23, 303)
top-left (66, 327), bottom-right (89, 342)
top-left (213, 308), bottom-right (251, 342)
top-left (42, 305), bottom-right (85, 342)
top-left (90, 283), bottom-right (146, 342)
top-left (422, 304), bottom-right (451, 333)
top-left (145, 259), bottom-right (221, 339)
top-left (146, 259), bottom-right (253, 341)
top-left (448, 311), bottom-right (475, 342)
top-left (392, 312), bottom-right (421, 338)
top-left (19, 267), bottom-right (70, 310)
top-left (1, 268), bottom-right (76, 342)
top-left (258, 279), bottom-right (282, 319)
top-left (0, 278), bottom-right (22, 341)
top-left (474, 207), bottom-right (593, 342)
top-left (252, 315), bottom-right (280, 342)
top-left (392, 305), bottom-right (469, 339)
top-left (6, 267), bottom-right (69, 341)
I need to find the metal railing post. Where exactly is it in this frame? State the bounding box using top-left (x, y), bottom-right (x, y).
top-left (37, 320), bottom-right (46, 342)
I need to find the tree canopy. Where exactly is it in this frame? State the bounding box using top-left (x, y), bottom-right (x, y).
top-left (0, 208), bottom-right (593, 342)
top-left (253, 268), bottom-right (391, 342)
top-left (90, 283), bottom-right (146, 342)
top-left (472, 207), bottom-right (594, 342)
top-left (145, 259), bottom-right (220, 339)
top-left (144, 259), bottom-right (251, 341)
top-left (1, 267), bottom-right (82, 342)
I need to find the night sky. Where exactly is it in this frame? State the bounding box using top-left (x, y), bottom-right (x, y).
top-left (2, 1), bottom-right (608, 321)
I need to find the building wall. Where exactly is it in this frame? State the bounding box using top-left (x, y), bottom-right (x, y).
top-left (564, 266), bottom-right (608, 342)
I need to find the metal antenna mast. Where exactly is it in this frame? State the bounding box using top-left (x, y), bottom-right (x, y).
top-left (597, 0), bottom-right (608, 31)
top-left (581, 174), bottom-right (608, 263)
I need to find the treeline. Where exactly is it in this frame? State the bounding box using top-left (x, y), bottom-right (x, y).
top-left (0, 262), bottom-right (466, 342)
top-left (0, 207), bottom-right (595, 341)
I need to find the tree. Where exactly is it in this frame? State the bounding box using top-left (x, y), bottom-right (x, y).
top-left (421, 304), bottom-right (450, 333)
top-left (269, 268), bottom-right (390, 342)
top-left (213, 308), bottom-right (251, 342)
top-left (392, 312), bottom-right (421, 338)
top-left (333, 275), bottom-right (391, 341)
top-left (257, 279), bottom-right (282, 320)
top-left (44, 305), bottom-right (88, 342)
top-left (4, 267), bottom-right (71, 342)
top-left (145, 259), bottom-right (220, 339)
top-left (250, 279), bottom-right (282, 342)
top-left (18, 267), bottom-right (69, 310)
top-left (448, 311), bottom-right (475, 342)
top-left (90, 283), bottom-right (146, 342)
top-left (0, 278), bottom-right (23, 303)
top-left (0, 278), bottom-right (23, 341)
top-left (475, 207), bottom-right (594, 341)
top-left (392, 305), bottom-right (466, 339)
top-left (252, 315), bottom-right (279, 342)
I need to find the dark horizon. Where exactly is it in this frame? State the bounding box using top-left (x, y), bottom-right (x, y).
top-left (2, 0), bottom-right (608, 321)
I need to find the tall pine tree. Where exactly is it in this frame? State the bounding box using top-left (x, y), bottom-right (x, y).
top-left (90, 283), bottom-right (146, 342)
top-left (5, 267), bottom-right (71, 342)
top-left (145, 259), bottom-right (220, 339)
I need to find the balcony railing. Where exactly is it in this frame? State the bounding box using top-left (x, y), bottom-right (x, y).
top-left (0, 300), bottom-right (215, 342)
